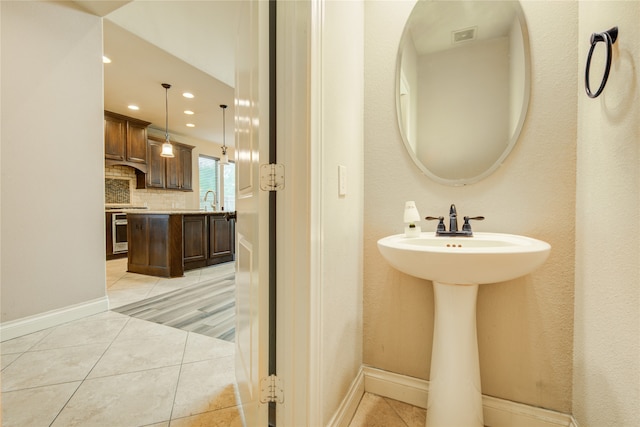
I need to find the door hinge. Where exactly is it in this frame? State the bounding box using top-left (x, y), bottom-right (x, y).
top-left (260, 375), bottom-right (284, 404)
top-left (260, 164), bottom-right (285, 191)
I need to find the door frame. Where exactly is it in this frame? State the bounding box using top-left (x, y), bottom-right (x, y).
top-left (275, 0), bottom-right (324, 425)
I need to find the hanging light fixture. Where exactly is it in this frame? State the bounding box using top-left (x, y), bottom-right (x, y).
top-left (219, 104), bottom-right (229, 165)
top-left (160, 83), bottom-right (175, 158)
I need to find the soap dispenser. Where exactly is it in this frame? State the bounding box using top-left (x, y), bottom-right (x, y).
top-left (404, 201), bottom-right (421, 237)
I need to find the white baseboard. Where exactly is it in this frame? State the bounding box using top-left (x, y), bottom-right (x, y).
top-left (332, 366), bottom-right (575, 427)
top-left (363, 365), bottom-right (429, 409)
top-left (326, 367), bottom-right (366, 427)
top-left (482, 394), bottom-right (574, 427)
top-left (0, 296), bottom-right (109, 342)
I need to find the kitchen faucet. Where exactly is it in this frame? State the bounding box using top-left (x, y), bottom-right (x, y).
top-left (426, 204), bottom-right (484, 236)
top-left (204, 190), bottom-right (218, 211)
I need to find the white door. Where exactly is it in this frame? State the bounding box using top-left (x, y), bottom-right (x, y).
top-left (234, 0), bottom-right (271, 426)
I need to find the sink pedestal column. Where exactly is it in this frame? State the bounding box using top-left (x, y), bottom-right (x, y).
top-left (427, 282), bottom-right (483, 427)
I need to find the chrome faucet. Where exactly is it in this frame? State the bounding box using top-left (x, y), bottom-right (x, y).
top-left (426, 204), bottom-right (484, 236)
top-left (204, 190), bottom-right (218, 211)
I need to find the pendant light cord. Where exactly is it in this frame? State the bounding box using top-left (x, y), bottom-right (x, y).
top-left (220, 104), bottom-right (228, 155)
top-left (163, 83), bottom-right (171, 142)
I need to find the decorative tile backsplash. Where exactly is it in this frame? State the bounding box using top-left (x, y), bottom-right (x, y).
top-left (104, 165), bottom-right (190, 209)
top-left (105, 178), bottom-right (130, 204)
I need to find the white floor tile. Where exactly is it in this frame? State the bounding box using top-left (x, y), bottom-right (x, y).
top-left (183, 333), bottom-right (235, 364)
top-left (1, 343), bottom-right (108, 392)
top-left (0, 353), bottom-right (21, 370)
top-left (171, 356), bottom-right (238, 419)
top-left (88, 328), bottom-right (187, 378)
top-left (117, 316), bottom-right (186, 340)
top-left (30, 317), bottom-right (128, 351)
top-left (1, 382), bottom-right (80, 427)
top-left (107, 286), bottom-right (154, 308)
top-left (169, 406), bottom-right (243, 427)
top-left (51, 366), bottom-right (180, 427)
top-left (0, 328), bottom-right (51, 355)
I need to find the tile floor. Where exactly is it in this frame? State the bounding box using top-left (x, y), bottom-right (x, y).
top-left (349, 393), bottom-right (426, 427)
top-left (1, 258), bottom-right (424, 427)
top-left (1, 259), bottom-right (241, 427)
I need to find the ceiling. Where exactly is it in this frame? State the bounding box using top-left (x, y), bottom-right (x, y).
top-left (75, 1), bottom-right (242, 147)
top-left (407, 1), bottom-right (517, 56)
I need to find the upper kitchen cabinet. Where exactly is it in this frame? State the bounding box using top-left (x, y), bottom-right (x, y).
top-left (104, 111), bottom-right (151, 171)
top-left (146, 138), bottom-right (166, 189)
top-left (166, 144), bottom-right (193, 190)
top-left (144, 136), bottom-right (193, 191)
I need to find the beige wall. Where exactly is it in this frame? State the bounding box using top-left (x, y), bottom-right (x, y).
top-left (321, 1), bottom-right (364, 422)
top-left (364, 0), bottom-right (577, 413)
top-left (574, 1), bottom-right (640, 425)
top-left (1, 2), bottom-right (106, 322)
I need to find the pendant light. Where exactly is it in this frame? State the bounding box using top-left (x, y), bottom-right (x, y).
top-left (219, 104), bottom-right (229, 165)
top-left (160, 83), bottom-right (175, 158)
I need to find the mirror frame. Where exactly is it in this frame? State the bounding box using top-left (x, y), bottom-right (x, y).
top-left (395, 0), bottom-right (532, 186)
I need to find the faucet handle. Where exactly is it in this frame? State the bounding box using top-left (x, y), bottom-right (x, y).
top-left (425, 216), bottom-right (446, 232)
top-left (462, 216), bottom-right (485, 233)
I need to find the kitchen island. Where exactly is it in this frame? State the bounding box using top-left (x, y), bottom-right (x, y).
top-left (126, 210), bottom-right (236, 278)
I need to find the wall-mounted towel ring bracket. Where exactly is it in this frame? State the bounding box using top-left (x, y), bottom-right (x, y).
top-left (585, 27), bottom-right (618, 98)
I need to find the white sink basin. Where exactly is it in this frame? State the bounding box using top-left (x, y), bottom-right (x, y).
top-left (377, 232), bottom-right (551, 284)
top-left (377, 231), bottom-right (551, 427)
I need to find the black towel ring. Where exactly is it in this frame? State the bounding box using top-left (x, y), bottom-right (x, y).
top-left (585, 27), bottom-right (618, 98)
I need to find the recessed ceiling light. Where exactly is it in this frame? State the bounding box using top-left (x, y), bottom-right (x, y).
top-left (102, 56), bottom-right (112, 64)
top-left (184, 110), bottom-right (194, 115)
top-left (182, 92), bottom-right (194, 99)
top-left (186, 123), bottom-right (195, 128)
top-left (128, 105), bottom-right (139, 111)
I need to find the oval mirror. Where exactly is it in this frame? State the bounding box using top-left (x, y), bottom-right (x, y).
top-left (396, 0), bottom-right (531, 186)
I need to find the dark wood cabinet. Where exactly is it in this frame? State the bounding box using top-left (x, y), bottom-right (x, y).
top-left (126, 121), bottom-right (149, 164)
top-left (208, 214), bottom-right (235, 263)
top-left (104, 115), bottom-right (126, 161)
top-left (165, 144), bottom-right (193, 190)
top-left (145, 139), bottom-right (166, 189)
top-left (127, 212), bottom-right (235, 277)
top-left (183, 215), bottom-right (207, 264)
top-left (128, 214), bottom-right (184, 278)
top-left (104, 111), bottom-right (150, 170)
top-left (181, 147), bottom-right (193, 190)
top-left (143, 136), bottom-right (193, 191)
top-left (183, 213), bottom-right (236, 271)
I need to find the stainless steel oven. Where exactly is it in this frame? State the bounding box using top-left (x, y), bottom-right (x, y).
top-left (112, 213), bottom-right (128, 254)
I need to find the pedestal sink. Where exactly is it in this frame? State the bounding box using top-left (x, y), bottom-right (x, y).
top-left (377, 232), bottom-right (551, 427)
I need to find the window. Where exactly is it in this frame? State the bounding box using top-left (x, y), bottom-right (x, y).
top-left (199, 155), bottom-right (235, 211)
top-left (222, 162), bottom-right (236, 211)
top-left (199, 155), bottom-right (219, 210)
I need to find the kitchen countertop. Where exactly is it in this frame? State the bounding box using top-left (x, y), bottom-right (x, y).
top-left (121, 209), bottom-right (231, 215)
top-left (105, 205), bottom-right (148, 210)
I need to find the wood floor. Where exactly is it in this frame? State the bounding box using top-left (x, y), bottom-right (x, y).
top-left (112, 273), bottom-right (236, 341)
